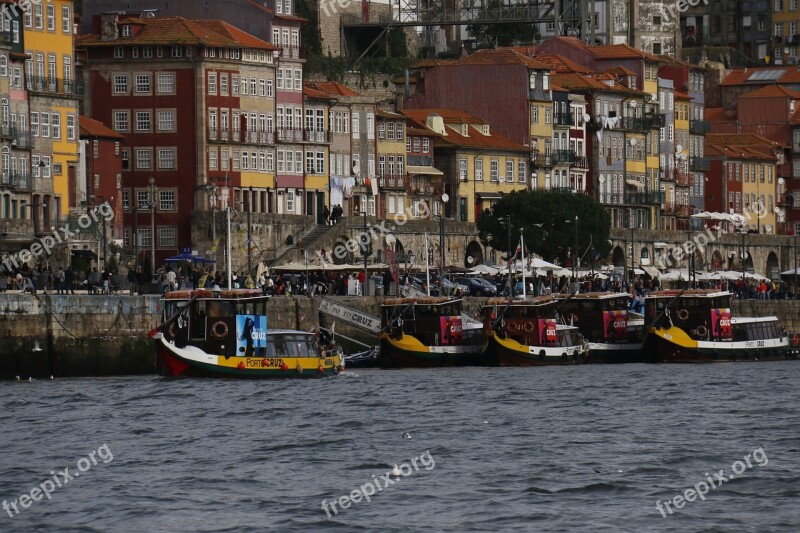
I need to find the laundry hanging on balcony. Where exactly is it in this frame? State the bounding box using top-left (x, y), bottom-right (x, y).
top-left (595, 115), bottom-right (620, 142)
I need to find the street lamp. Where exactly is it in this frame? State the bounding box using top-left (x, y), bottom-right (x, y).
top-left (247, 185), bottom-right (253, 278)
top-left (503, 215), bottom-right (512, 301)
top-left (148, 176), bottom-right (156, 277)
top-left (361, 209), bottom-right (369, 295)
top-left (205, 181), bottom-right (218, 262)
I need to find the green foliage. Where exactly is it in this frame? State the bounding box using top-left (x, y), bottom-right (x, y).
top-left (477, 190), bottom-right (611, 266)
top-left (305, 53), bottom-right (415, 88)
top-left (466, 0), bottom-right (541, 46)
top-left (296, 0), bottom-right (322, 58)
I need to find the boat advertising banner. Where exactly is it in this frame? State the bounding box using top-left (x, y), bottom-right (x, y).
top-left (603, 310), bottom-right (627, 340)
top-left (538, 319), bottom-right (557, 345)
top-left (439, 316), bottom-right (463, 345)
top-left (711, 308), bottom-right (733, 339)
top-left (236, 315), bottom-right (267, 356)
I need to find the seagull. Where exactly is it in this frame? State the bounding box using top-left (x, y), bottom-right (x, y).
top-left (391, 465), bottom-right (401, 477)
top-left (33, 340), bottom-right (42, 352)
top-left (401, 431), bottom-right (411, 439)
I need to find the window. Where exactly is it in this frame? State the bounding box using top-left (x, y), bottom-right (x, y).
top-left (352, 112), bottom-right (359, 137)
top-left (459, 158), bottom-right (467, 181)
top-left (114, 47), bottom-right (123, 59)
top-left (276, 69), bottom-right (283, 90)
top-left (250, 78), bottom-right (256, 95)
top-left (294, 69), bottom-right (301, 90)
top-left (121, 24), bottom-right (131, 37)
top-left (266, 80), bottom-right (273, 97)
top-left (40, 113), bottom-right (49, 137)
top-left (114, 111), bottom-right (129, 132)
top-left (518, 160), bottom-right (526, 182)
top-left (135, 74), bottom-right (150, 93)
top-left (505, 159), bottom-right (514, 181)
top-left (158, 148), bottom-right (176, 170)
top-left (159, 227), bottom-right (177, 248)
top-left (159, 190), bottom-right (176, 211)
top-left (34, 3), bottom-right (42, 29)
top-left (475, 159), bottom-right (483, 181)
top-left (136, 149), bottom-right (152, 170)
top-left (490, 160), bottom-right (499, 181)
top-left (51, 113), bottom-right (60, 139)
top-left (156, 73), bottom-right (174, 94)
top-left (422, 138), bottom-right (430, 153)
top-left (136, 111), bottom-right (151, 132)
top-left (143, 46), bottom-right (152, 58)
top-left (367, 113), bottom-right (375, 140)
top-left (112, 74), bottom-right (127, 94)
top-left (157, 110), bottom-right (175, 132)
top-left (62, 5), bottom-right (71, 33)
top-left (208, 72), bottom-right (217, 94)
top-left (121, 148), bottom-right (129, 170)
top-left (132, 47), bottom-right (139, 59)
top-left (209, 148), bottom-right (218, 170)
top-left (287, 190), bottom-right (295, 212)
top-left (285, 69), bottom-right (292, 90)
top-left (67, 114), bottom-right (76, 140)
top-left (137, 228), bottom-right (151, 247)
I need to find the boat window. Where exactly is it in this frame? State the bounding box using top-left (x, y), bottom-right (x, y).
top-left (238, 301), bottom-right (258, 315)
top-left (207, 301), bottom-right (235, 318)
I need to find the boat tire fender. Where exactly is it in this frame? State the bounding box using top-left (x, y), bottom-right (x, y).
top-left (211, 321), bottom-right (229, 340)
top-left (507, 322), bottom-right (520, 333)
top-left (167, 322), bottom-right (177, 340)
top-left (523, 322), bottom-right (535, 333)
top-left (538, 350), bottom-right (546, 361)
top-left (696, 325), bottom-right (708, 338)
top-left (677, 308), bottom-right (689, 321)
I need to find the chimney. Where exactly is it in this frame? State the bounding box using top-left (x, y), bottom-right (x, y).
top-left (426, 113), bottom-right (446, 135)
top-left (100, 13), bottom-right (120, 41)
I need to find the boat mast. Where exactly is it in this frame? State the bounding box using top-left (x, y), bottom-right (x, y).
top-left (520, 229), bottom-right (526, 299)
top-left (425, 232), bottom-right (430, 297)
top-left (227, 205), bottom-right (232, 289)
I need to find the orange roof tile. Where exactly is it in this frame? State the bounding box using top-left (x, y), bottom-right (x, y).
top-left (604, 65), bottom-right (637, 77)
top-left (80, 116), bottom-right (124, 139)
top-left (739, 84), bottom-right (800, 99)
top-left (589, 43), bottom-right (661, 61)
top-left (306, 81), bottom-right (360, 97)
top-left (401, 108), bottom-right (488, 125)
top-left (303, 85), bottom-right (333, 99)
top-left (721, 66), bottom-right (800, 86)
top-left (533, 53), bottom-right (591, 74)
top-left (457, 48), bottom-right (550, 70)
top-left (674, 90), bottom-right (691, 100)
top-left (705, 133), bottom-right (782, 152)
top-left (78, 17), bottom-right (273, 49)
top-left (400, 109), bottom-right (528, 152)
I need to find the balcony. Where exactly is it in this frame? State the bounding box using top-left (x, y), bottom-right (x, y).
top-left (600, 193), bottom-right (625, 205)
top-left (572, 156), bottom-right (590, 169)
top-left (26, 77), bottom-right (84, 97)
top-left (621, 117), bottom-right (649, 132)
top-left (553, 113), bottom-right (573, 126)
top-left (277, 46), bottom-right (302, 59)
top-left (690, 156), bottom-right (710, 171)
top-left (552, 149), bottom-right (577, 164)
top-left (1, 172), bottom-right (32, 190)
top-left (0, 123), bottom-right (14, 139)
top-left (378, 175), bottom-right (409, 189)
top-left (777, 193), bottom-right (795, 208)
top-left (531, 152), bottom-right (553, 167)
top-left (303, 129), bottom-right (333, 143)
top-left (646, 113), bottom-right (666, 128)
top-left (690, 119), bottom-right (710, 135)
top-left (627, 191), bottom-right (666, 205)
top-left (14, 130), bottom-right (32, 149)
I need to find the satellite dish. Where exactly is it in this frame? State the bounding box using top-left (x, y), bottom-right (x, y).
top-left (582, 113), bottom-right (590, 122)
top-left (779, 177), bottom-right (785, 184)
top-left (676, 144), bottom-right (683, 153)
top-left (629, 101), bottom-right (637, 107)
top-left (630, 138), bottom-right (637, 146)
top-left (599, 175), bottom-right (605, 183)
top-left (441, 193), bottom-right (449, 203)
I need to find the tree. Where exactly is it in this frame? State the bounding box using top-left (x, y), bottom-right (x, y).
top-left (466, 0), bottom-right (541, 47)
top-left (477, 190), bottom-right (611, 267)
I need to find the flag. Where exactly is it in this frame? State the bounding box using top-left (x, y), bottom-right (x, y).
top-left (385, 248), bottom-right (399, 284)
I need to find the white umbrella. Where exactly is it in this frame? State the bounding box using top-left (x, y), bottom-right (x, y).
top-left (467, 264), bottom-right (500, 275)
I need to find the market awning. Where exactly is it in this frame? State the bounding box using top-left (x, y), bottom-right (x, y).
top-left (626, 179), bottom-right (645, 190)
top-left (476, 192), bottom-right (503, 200)
top-left (642, 266), bottom-right (661, 279)
top-left (406, 165), bottom-right (444, 176)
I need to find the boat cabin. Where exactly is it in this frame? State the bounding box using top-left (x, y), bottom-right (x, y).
top-left (645, 290), bottom-right (736, 341)
top-left (483, 297), bottom-right (582, 348)
top-left (556, 292), bottom-right (643, 344)
top-left (162, 289), bottom-right (316, 358)
top-left (380, 298), bottom-right (480, 347)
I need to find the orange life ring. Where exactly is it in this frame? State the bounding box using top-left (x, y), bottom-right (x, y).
top-left (211, 321), bottom-right (229, 339)
top-left (507, 322), bottom-right (520, 333)
top-left (523, 322), bottom-right (535, 333)
top-left (677, 308), bottom-right (689, 321)
top-left (167, 322), bottom-right (177, 339)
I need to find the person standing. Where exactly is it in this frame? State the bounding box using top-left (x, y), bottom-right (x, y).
top-left (127, 267), bottom-right (137, 295)
top-left (323, 205), bottom-right (330, 225)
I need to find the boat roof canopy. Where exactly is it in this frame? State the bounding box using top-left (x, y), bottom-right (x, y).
top-left (646, 290), bottom-right (731, 299)
top-left (164, 289), bottom-right (265, 300)
top-left (555, 292), bottom-right (631, 300)
top-left (381, 297), bottom-right (462, 307)
top-left (483, 295), bottom-right (555, 307)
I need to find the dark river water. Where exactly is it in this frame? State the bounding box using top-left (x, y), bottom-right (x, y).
top-left (1, 362), bottom-right (799, 532)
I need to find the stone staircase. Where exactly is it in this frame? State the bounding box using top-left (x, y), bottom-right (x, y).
top-left (271, 223), bottom-right (341, 264)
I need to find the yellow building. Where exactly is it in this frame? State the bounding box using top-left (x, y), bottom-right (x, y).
top-left (673, 91), bottom-right (692, 229)
top-left (375, 109), bottom-right (410, 218)
top-left (402, 109), bottom-right (530, 223)
top-left (302, 86), bottom-right (332, 221)
top-left (772, 2), bottom-right (800, 65)
top-left (24, 0), bottom-right (80, 219)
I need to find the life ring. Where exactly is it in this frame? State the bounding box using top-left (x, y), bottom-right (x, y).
top-left (211, 321), bottom-right (229, 339)
top-left (507, 322), bottom-right (520, 333)
top-left (696, 325), bottom-right (708, 338)
top-left (523, 322), bottom-right (535, 333)
top-left (677, 308), bottom-right (689, 321)
top-left (167, 322), bottom-right (177, 339)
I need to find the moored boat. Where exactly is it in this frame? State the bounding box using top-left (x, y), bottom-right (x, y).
top-left (154, 289), bottom-right (343, 378)
top-left (555, 292), bottom-right (645, 363)
top-left (482, 297), bottom-right (589, 366)
top-left (377, 298), bottom-right (484, 368)
top-left (643, 289), bottom-right (795, 363)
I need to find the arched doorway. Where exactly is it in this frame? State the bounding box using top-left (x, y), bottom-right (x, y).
top-left (766, 251), bottom-right (779, 279)
top-left (711, 250), bottom-right (724, 270)
top-left (612, 246), bottom-right (625, 267)
top-left (465, 240), bottom-right (483, 268)
top-left (693, 249), bottom-right (704, 272)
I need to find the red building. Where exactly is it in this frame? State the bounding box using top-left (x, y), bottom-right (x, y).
top-left (78, 14), bottom-right (276, 271)
top-left (79, 115), bottom-right (125, 243)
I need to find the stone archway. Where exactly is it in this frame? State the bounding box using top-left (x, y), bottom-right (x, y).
top-left (711, 250), bottom-right (724, 270)
top-left (694, 249), bottom-right (705, 271)
top-left (465, 240), bottom-right (484, 268)
top-left (612, 246), bottom-right (626, 267)
top-left (766, 251), bottom-right (779, 279)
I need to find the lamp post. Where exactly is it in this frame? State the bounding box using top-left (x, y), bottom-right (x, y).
top-left (794, 235), bottom-right (798, 299)
top-left (504, 215), bottom-right (512, 301)
top-left (205, 182), bottom-right (218, 263)
top-left (247, 186), bottom-right (253, 278)
top-left (630, 224), bottom-right (636, 289)
top-left (148, 177), bottom-right (156, 277)
top-left (362, 209), bottom-right (369, 296)
top-left (741, 229), bottom-right (746, 284)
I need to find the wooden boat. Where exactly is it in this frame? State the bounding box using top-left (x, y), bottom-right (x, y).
top-left (555, 292), bottom-right (645, 363)
top-left (482, 296), bottom-right (589, 366)
top-left (153, 289), bottom-right (343, 378)
top-left (643, 289), bottom-right (794, 363)
top-left (377, 298), bottom-right (484, 368)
